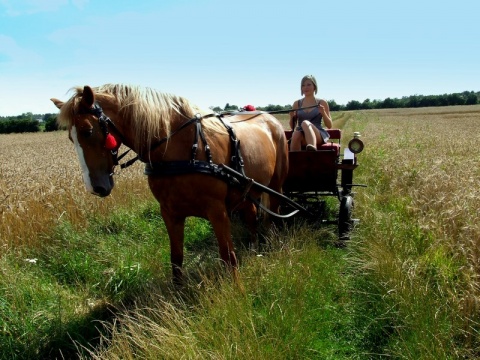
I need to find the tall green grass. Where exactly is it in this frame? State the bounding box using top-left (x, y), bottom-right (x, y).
top-left (0, 201), bottom-right (214, 359)
top-left (84, 226), bottom-right (360, 360)
top-left (343, 107), bottom-right (480, 358)
top-left (2, 107), bottom-right (480, 358)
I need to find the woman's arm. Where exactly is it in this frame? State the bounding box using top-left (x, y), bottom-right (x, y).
top-left (289, 101), bottom-right (298, 130)
top-left (319, 99), bottom-right (333, 129)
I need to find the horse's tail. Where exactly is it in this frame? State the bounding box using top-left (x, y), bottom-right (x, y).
top-left (267, 115), bottom-right (290, 214)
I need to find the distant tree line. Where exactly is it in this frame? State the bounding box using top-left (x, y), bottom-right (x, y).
top-left (337, 91), bottom-right (479, 111)
top-left (1, 90), bottom-right (478, 134)
top-left (210, 90), bottom-right (480, 113)
top-left (0, 113), bottom-right (58, 134)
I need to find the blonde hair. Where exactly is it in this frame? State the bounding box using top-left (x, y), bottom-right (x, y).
top-left (57, 84), bottom-right (226, 150)
top-left (300, 75), bottom-right (318, 95)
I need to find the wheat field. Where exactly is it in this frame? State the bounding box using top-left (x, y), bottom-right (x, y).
top-left (358, 105), bottom-right (480, 256)
top-left (0, 131), bottom-right (152, 249)
top-left (2, 106), bottom-right (480, 357)
top-left (350, 105), bottom-right (480, 354)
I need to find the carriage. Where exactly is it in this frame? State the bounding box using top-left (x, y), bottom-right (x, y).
top-left (52, 84), bottom-right (364, 284)
top-left (282, 128), bottom-right (365, 240)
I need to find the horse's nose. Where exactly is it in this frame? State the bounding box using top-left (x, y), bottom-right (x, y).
top-left (93, 186), bottom-right (111, 197)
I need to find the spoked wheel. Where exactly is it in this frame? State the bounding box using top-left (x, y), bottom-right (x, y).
top-left (338, 195), bottom-right (354, 240)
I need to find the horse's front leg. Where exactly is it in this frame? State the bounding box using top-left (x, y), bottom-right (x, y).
top-left (161, 210), bottom-right (186, 284)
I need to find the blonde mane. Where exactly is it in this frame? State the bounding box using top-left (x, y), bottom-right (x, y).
top-left (57, 84), bottom-right (226, 149)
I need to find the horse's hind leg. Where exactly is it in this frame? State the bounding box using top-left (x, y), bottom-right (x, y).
top-left (209, 209), bottom-right (243, 288)
top-left (162, 211), bottom-right (186, 284)
top-left (238, 201), bottom-right (259, 251)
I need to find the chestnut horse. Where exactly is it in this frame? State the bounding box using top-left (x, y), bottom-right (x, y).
top-left (51, 84), bottom-right (288, 284)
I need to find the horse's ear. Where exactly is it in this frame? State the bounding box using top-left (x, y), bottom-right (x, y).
top-left (81, 86), bottom-right (95, 108)
top-left (51, 98), bottom-right (64, 109)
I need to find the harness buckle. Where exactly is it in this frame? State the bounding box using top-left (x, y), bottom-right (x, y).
top-left (191, 143), bottom-right (199, 160)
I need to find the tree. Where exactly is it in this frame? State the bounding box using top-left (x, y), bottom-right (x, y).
top-left (209, 106), bottom-right (223, 113)
top-left (0, 119), bottom-right (40, 133)
top-left (346, 100), bottom-right (362, 111)
top-left (447, 93), bottom-right (464, 106)
top-left (405, 95), bottom-right (421, 108)
top-left (381, 97), bottom-right (397, 108)
top-left (465, 92), bottom-right (478, 105)
top-left (361, 98), bottom-right (373, 109)
top-left (224, 103), bottom-right (238, 111)
top-left (328, 99), bottom-right (341, 111)
top-left (44, 115), bottom-right (59, 132)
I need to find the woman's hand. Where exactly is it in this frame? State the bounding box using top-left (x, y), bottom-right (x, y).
top-left (319, 100), bottom-right (333, 129)
top-left (318, 103), bottom-right (326, 116)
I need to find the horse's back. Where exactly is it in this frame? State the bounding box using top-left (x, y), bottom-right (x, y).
top-left (227, 113), bottom-right (288, 188)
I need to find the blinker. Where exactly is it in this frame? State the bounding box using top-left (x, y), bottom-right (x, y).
top-left (83, 103), bottom-right (119, 150)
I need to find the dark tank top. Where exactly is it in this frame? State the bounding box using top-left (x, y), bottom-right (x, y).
top-left (295, 98), bottom-right (330, 143)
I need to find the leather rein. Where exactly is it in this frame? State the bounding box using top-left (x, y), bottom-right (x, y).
top-left (82, 104), bottom-right (308, 218)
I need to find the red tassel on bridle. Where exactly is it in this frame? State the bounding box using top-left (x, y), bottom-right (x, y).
top-left (104, 133), bottom-right (118, 150)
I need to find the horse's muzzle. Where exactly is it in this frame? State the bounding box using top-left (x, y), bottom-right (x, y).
top-left (92, 186), bottom-right (112, 197)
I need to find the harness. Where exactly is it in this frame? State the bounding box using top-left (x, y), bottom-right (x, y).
top-left (144, 113), bottom-right (247, 189)
top-left (81, 104), bottom-right (309, 218)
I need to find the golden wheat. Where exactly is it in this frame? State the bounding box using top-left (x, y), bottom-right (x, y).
top-left (357, 106), bottom-right (480, 249)
top-left (348, 105), bottom-right (480, 341)
top-left (0, 131), bottom-right (152, 249)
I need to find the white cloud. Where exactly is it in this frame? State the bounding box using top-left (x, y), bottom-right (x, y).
top-left (0, 34), bottom-right (42, 64)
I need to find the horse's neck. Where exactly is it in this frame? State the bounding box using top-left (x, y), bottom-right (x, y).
top-left (113, 112), bottom-right (172, 160)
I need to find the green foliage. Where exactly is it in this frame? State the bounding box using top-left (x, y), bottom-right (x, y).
top-left (43, 114), bottom-right (59, 132)
top-left (0, 118), bottom-right (40, 133)
top-left (257, 104), bottom-right (292, 112)
top-left (223, 103), bottom-right (238, 111)
top-left (209, 105), bottom-right (223, 112)
top-left (0, 201), bottom-right (171, 358)
top-left (346, 100), bottom-right (362, 110)
top-left (328, 99), bottom-right (341, 111)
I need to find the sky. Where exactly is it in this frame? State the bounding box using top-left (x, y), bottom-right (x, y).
top-left (0, 0), bottom-right (479, 116)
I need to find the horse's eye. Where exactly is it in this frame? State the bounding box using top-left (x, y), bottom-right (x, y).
top-left (81, 128), bottom-right (94, 138)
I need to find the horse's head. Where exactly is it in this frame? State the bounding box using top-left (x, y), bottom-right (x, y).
top-left (51, 86), bottom-right (120, 197)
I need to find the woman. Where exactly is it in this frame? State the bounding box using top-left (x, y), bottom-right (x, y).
top-left (289, 75), bottom-right (333, 151)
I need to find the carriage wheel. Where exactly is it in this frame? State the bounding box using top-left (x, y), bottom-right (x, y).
top-left (338, 195), bottom-right (354, 240)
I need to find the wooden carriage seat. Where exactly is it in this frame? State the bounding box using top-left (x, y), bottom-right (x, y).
top-left (285, 129), bottom-right (341, 155)
top-left (283, 129), bottom-right (342, 193)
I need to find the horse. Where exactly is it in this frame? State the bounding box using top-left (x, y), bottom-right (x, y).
top-left (51, 84), bottom-right (289, 285)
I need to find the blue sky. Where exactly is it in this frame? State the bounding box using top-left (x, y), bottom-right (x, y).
top-left (0, 0), bottom-right (479, 116)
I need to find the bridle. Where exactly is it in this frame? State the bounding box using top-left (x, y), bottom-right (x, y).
top-left (77, 104), bottom-right (137, 173)
top-left (75, 103), bottom-right (308, 218)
